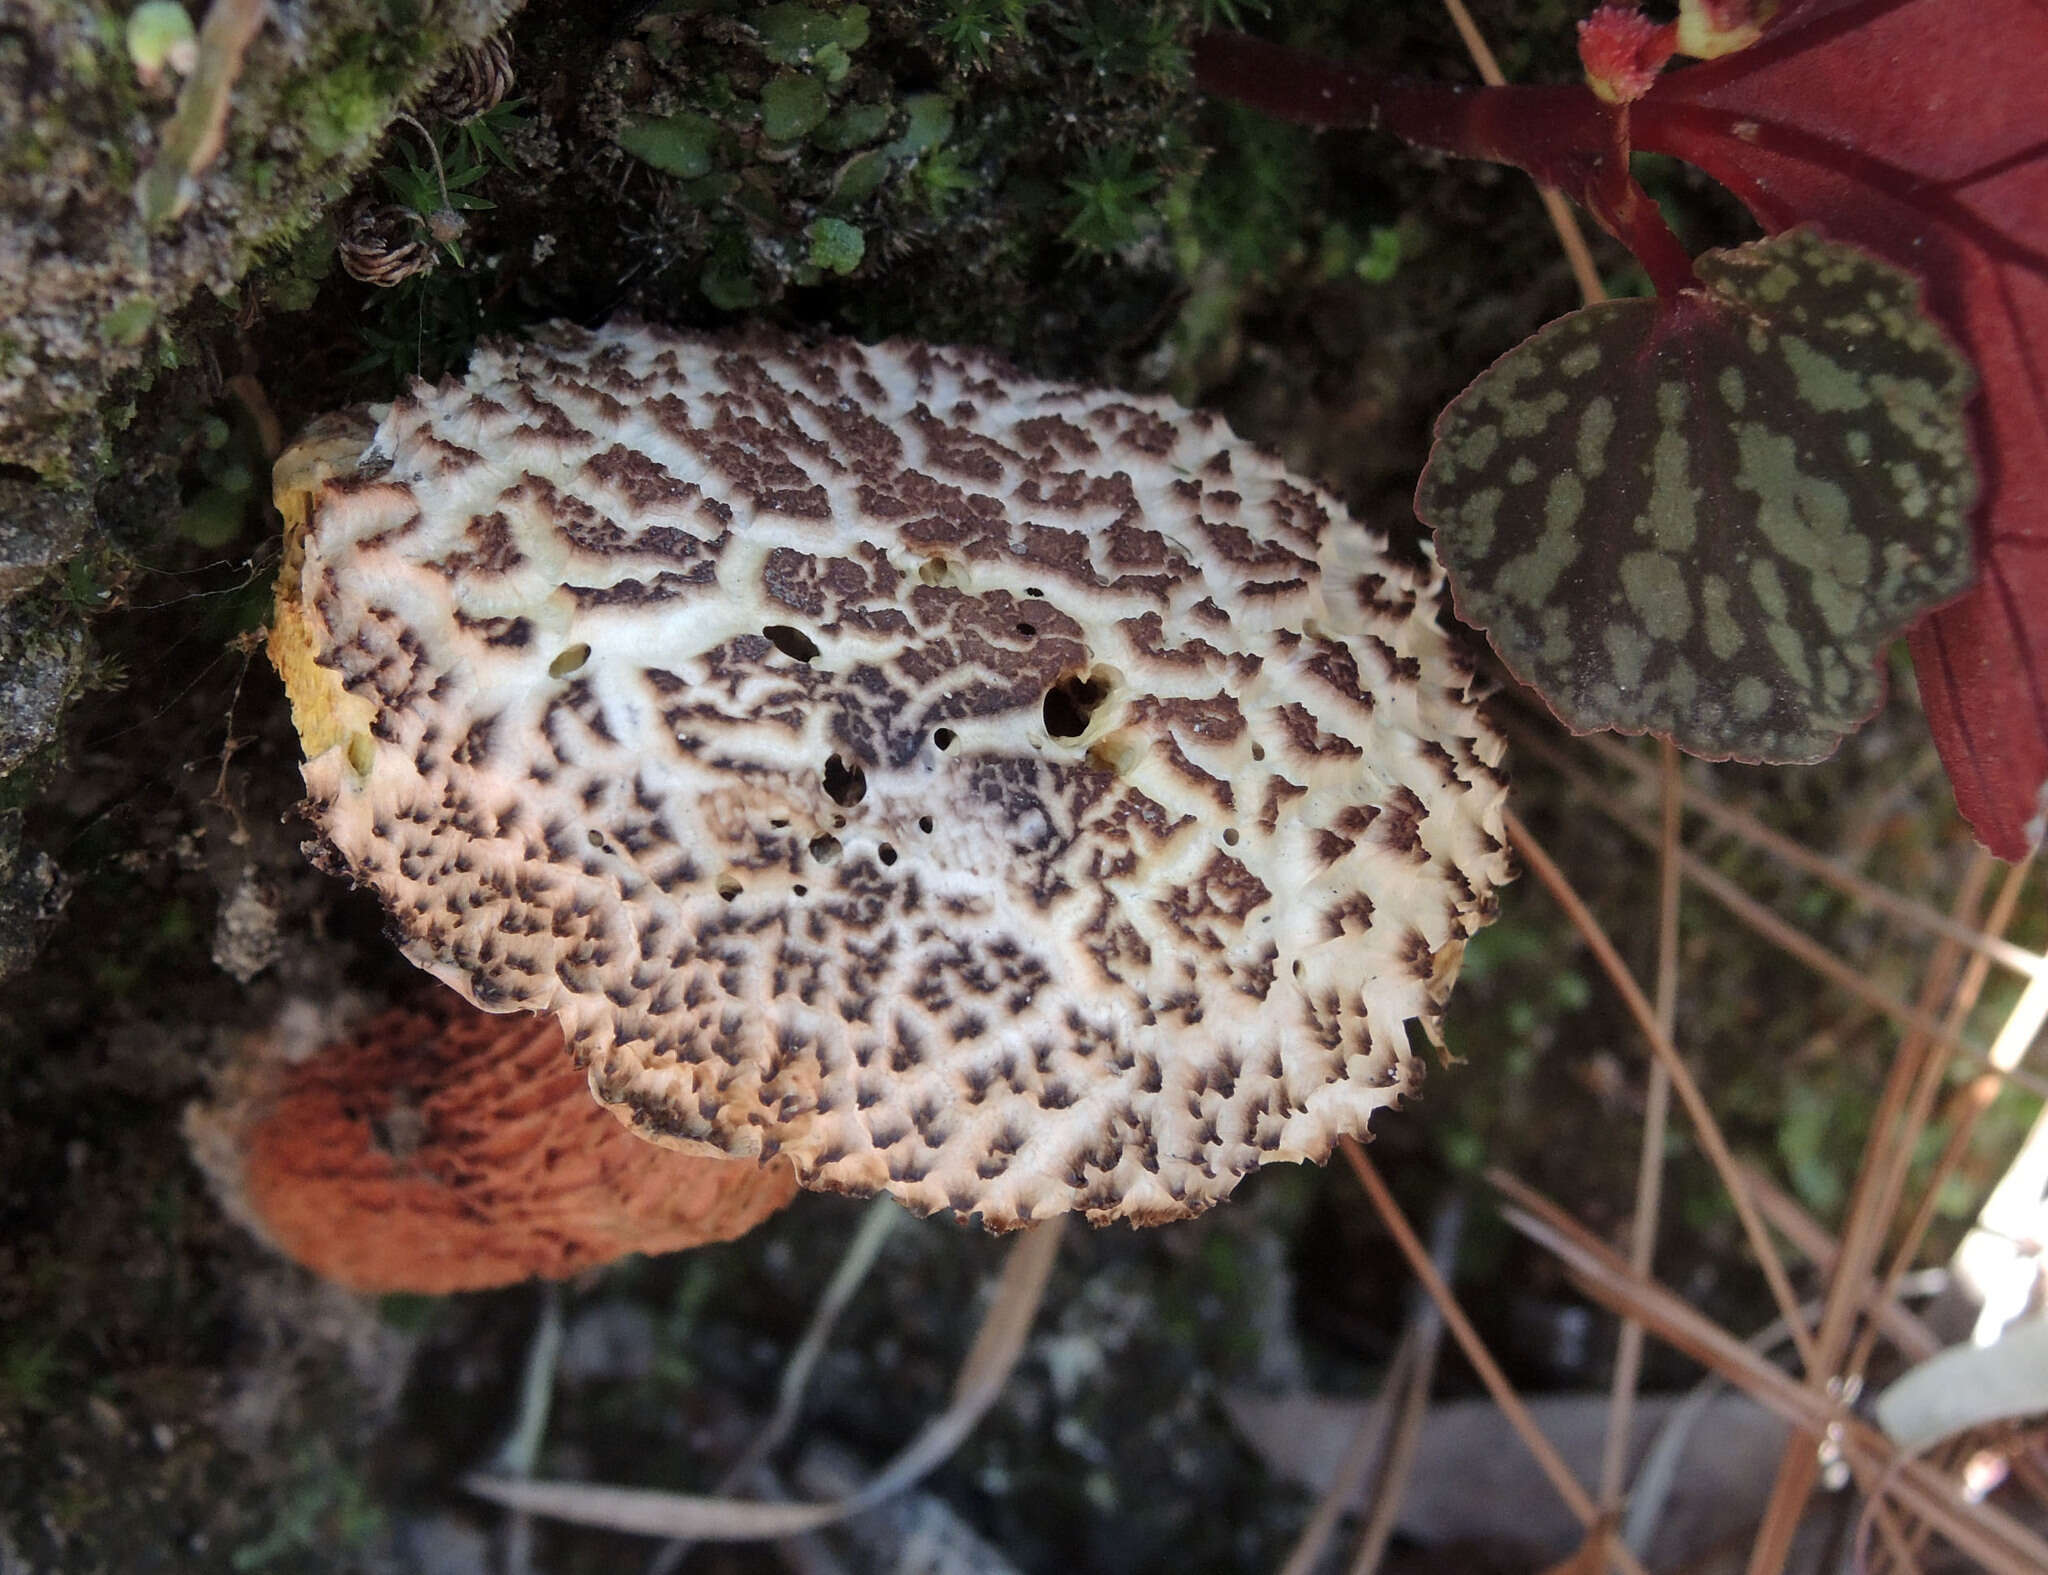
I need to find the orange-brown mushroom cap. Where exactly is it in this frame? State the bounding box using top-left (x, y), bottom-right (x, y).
top-left (188, 990), bottom-right (797, 1293)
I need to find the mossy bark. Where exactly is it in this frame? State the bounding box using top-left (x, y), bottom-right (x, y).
top-left (1, 0), bottom-right (516, 480)
top-left (0, 0), bottom-right (513, 987)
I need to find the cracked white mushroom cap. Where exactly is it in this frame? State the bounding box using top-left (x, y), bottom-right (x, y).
top-left (270, 320), bottom-right (1511, 1228)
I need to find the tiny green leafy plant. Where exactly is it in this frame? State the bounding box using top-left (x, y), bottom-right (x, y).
top-left (451, 95), bottom-right (528, 173)
top-left (376, 118), bottom-right (496, 268)
top-left (1063, 144), bottom-right (1162, 254)
top-left (931, 0), bottom-right (1034, 71)
top-left (348, 265), bottom-right (495, 385)
top-left (1198, 0), bottom-right (2048, 858)
top-left (349, 100), bottom-right (529, 382)
top-left (603, 1), bottom-right (1200, 323)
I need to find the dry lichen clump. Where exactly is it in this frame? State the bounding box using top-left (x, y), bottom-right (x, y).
top-left (271, 321), bottom-right (1511, 1228)
top-left (189, 990), bottom-right (797, 1294)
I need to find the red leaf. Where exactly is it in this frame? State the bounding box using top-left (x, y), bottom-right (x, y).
top-left (1634, 0), bottom-right (2048, 855)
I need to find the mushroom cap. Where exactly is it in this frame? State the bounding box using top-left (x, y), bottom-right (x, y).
top-left (271, 320), bottom-right (1511, 1228)
top-left (188, 990), bottom-right (798, 1293)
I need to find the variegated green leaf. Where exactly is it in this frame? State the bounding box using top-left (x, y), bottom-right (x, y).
top-left (1418, 228), bottom-right (1978, 763)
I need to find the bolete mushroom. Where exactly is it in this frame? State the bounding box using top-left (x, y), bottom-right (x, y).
top-left (270, 321), bottom-right (1511, 1228)
top-left (188, 988), bottom-right (798, 1293)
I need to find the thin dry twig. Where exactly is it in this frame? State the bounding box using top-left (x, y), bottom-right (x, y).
top-left (137, 0), bottom-right (270, 225)
top-left (1345, 1198), bottom-right (1460, 1575)
top-left (1341, 1139), bottom-right (1654, 1575)
top-left (1733, 1163), bottom-right (1941, 1362)
top-left (489, 1284), bottom-right (564, 1575)
top-left (1746, 847), bottom-right (1998, 1575)
top-left (1858, 858), bottom-right (2044, 1384)
top-left (1280, 1200), bottom-right (1460, 1575)
top-left (1276, 1339), bottom-right (1416, 1575)
top-left (225, 372), bottom-right (283, 461)
top-left (647, 1196), bottom-right (903, 1575)
top-left (1342, 1337), bottom-right (1432, 1575)
top-left (1437, 3), bottom-right (1629, 1552)
top-left (1843, 853), bottom-right (2026, 1351)
top-left (467, 1218), bottom-right (1065, 1541)
top-left (1517, 731), bottom-right (2048, 1097)
top-left (1599, 742), bottom-right (1680, 1536)
top-left (1505, 811), bottom-right (1822, 1375)
top-left (1438, 0), bottom-right (1606, 303)
top-left (1572, 729), bottom-right (2042, 981)
top-left (1492, 1172), bottom-right (2048, 1574)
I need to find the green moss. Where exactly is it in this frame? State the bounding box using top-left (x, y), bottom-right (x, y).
top-left (756, 2), bottom-right (871, 68)
top-left (1062, 143), bottom-right (1160, 253)
top-left (100, 297), bottom-right (158, 347)
top-left (251, 216), bottom-right (338, 314)
top-left (4, 0), bottom-right (499, 481)
top-left (806, 215), bottom-right (866, 273)
top-left (546, 1), bottom-right (1198, 357)
top-left (700, 235), bottom-right (765, 310)
top-left (294, 57), bottom-right (394, 163)
top-left (0, 1337), bottom-right (61, 1415)
top-left (349, 263), bottom-right (496, 386)
top-left (931, 0), bottom-right (1035, 69)
top-left (760, 70), bottom-right (831, 140)
top-left (617, 111), bottom-right (719, 178)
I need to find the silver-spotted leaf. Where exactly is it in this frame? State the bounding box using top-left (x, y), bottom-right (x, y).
top-left (1417, 228), bottom-right (1978, 763)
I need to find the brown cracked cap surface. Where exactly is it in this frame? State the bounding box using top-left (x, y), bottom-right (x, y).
top-left (271, 321), bottom-right (1512, 1228)
top-left (188, 990), bottom-right (797, 1293)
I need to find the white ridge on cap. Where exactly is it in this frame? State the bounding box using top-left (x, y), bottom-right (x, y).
top-left (271, 320), bottom-right (1512, 1229)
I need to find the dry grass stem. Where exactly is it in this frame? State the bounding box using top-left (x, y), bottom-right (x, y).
top-left (1342, 1332), bottom-right (1431, 1575)
top-left (1276, 1339), bottom-right (1411, 1575)
top-left (648, 1197), bottom-right (903, 1575)
top-left (1860, 860), bottom-right (2044, 1381)
top-left (1344, 1199), bottom-right (1459, 1575)
top-left (1733, 1163), bottom-right (1941, 1362)
top-left (1342, 1140), bottom-right (1652, 1575)
top-left (1283, 1200), bottom-right (1461, 1575)
top-left (1438, 0), bottom-right (1606, 303)
top-left (1491, 1173), bottom-right (2048, 1574)
top-left (1599, 742), bottom-right (1681, 1527)
top-left (1759, 857), bottom-right (2036, 1569)
top-left (1747, 850), bottom-right (1998, 1574)
top-left (1505, 811), bottom-right (1822, 1375)
top-left (137, 0), bottom-right (269, 225)
top-left (466, 1219), bottom-right (1065, 1541)
top-left (1574, 730), bottom-right (2041, 981)
top-left (1519, 735), bottom-right (2048, 1096)
top-left (1843, 856), bottom-right (2030, 1385)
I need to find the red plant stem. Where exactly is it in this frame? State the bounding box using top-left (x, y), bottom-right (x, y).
top-left (1193, 30), bottom-right (1701, 297)
top-left (1193, 31), bottom-right (1594, 163)
top-left (1582, 109), bottom-right (1700, 297)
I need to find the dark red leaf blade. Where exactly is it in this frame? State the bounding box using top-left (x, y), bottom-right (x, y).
top-left (1635, 0), bottom-right (2048, 854)
top-left (1418, 230), bottom-right (1976, 762)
